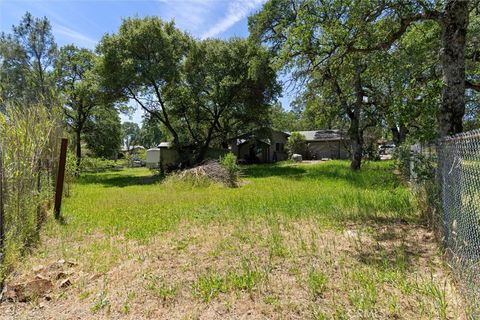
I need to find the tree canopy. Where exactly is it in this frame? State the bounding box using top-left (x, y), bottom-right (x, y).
top-left (98, 17), bottom-right (280, 164)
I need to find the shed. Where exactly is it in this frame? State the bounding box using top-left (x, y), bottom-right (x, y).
top-left (145, 142), bottom-right (179, 170)
top-left (297, 130), bottom-right (349, 160)
top-left (146, 148), bottom-right (161, 169)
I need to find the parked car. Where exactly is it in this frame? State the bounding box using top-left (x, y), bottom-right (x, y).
top-left (131, 157), bottom-right (146, 167)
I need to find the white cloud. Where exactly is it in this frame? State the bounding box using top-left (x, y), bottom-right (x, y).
top-left (200, 0), bottom-right (266, 39)
top-left (155, 0), bottom-right (218, 35)
top-left (54, 24), bottom-right (98, 49)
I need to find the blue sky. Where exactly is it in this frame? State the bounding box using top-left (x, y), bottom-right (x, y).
top-left (0, 0), bottom-right (294, 124)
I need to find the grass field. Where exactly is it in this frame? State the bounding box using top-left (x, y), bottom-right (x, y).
top-left (0, 161), bottom-right (466, 319)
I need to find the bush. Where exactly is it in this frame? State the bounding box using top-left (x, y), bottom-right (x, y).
top-left (79, 157), bottom-right (124, 173)
top-left (394, 144), bottom-right (435, 182)
top-left (221, 153), bottom-right (240, 188)
top-left (286, 132), bottom-right (307, 157)
top-left (64, 150), bottom-right (78, 197)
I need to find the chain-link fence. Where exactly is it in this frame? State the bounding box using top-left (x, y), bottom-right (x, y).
top-left (410, 129), bottom-right (480, 314)
top-left (436, 129), bottom-right (480, 314)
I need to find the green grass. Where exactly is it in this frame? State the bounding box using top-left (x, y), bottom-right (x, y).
top-left (59, 160), bottom-right (416, 241)
top-left (6, 160), bottom-right (465, 319)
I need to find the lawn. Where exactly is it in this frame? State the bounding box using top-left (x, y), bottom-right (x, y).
top-left (0, 161), bottom-right (466, 319)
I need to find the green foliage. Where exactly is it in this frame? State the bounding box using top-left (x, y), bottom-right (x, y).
top-left (138, 115), bottom-right (163, 148)
top-left (363, 141), bottom-right (380, 161)
top-left (0, 101), bottom-right (62, 283)
top-left (65, 150), bottom-right (78, 197)
top-left (270, 103), bottom-right (301, 131)
top-left (221, 152), bottom-right (241, 188)
top-left (97, 17), bottom-right (279, 164)
top-left (84, 107), bottom-right (122, 159)
top-left (121, 122), bottom-right (141, 151)
top-left (249, 0), bottom-right (452, 167)
top-left (79, 157), bottom-right (124, 173)
top-left (286, 132), bottom-right (307, 157)
top-left (55, 44), bottom-right (119, 166)
top-left (307, 270), bottom-right (328, 299)
top-left (192, 264), bottom-right (261, 302)
top-left (394, 144), bottom-right (435, 182)
top-left (0, 12), bottom-right (57, 105)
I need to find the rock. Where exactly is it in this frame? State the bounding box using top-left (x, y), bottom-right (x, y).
top-left (344, 230), bottom-right (358, 239)
top-left (32, 265), bottom-right (45, 273)
top-left (2, 279), bottom-right (53, 302)
top-left (292, 154), bottom-right (302, 162)
top-left (89, 273), bottom-right (103, 281)
top-left (56, 271), bottom-right (68, 280)
top-left (35, 274), bottom-right (50, 281)
top-left (57, 259), bottom-right (76, 267)
top-left (59, 278), bottom-right (72, 288)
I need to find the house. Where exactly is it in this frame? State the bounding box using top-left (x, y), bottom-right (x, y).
top-left (120, 145), bottom-right (145, 155)
top-left (229, 129), bottom-right (289, 163)
top-left (298, 130), bottom-right (349, 160)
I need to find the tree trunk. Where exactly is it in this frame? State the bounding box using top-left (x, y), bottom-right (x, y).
top-left (439, 0), bottom-right (469, 137)
top-left (349, 116), bottom-right (363, 171)
top-left (349, 65), bottom-right (365, 171)
top-left (76, 128), bottom-right (82, 169)
top-left (391, 122), bottom-right (408, 146)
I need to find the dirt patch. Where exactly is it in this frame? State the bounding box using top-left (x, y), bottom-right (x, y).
top-left (0, 219), bottom-right (467, 319)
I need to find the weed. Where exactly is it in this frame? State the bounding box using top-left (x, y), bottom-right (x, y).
top-left (145, 275), bottom-right (177, 303)
top-left (192, 273), bottom-right (226, 303)
top-left (264, 295), bottom-right (280, 305)
top-left (91, 289), bottom-right (110, 314)
top-left (307, 269), bottom-right (328, 299)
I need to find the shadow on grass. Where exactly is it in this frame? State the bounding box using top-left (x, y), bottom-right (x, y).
top-left (77, 172), bottom-right (163, 187)
top-left (350, 222), bottom-right (431, 272)
top-left (242, 164), bottom-right (307, 178)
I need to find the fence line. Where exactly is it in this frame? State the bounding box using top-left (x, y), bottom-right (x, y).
top-left (411, 129), bottom-right (480, 314)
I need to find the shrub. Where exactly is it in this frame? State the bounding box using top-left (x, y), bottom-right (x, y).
top-left (79, 157), bottom-right (123, 173)
top-left (221, 152), bottom-right (240, 188)
top-left (286, 132), bottom-right (307, 157)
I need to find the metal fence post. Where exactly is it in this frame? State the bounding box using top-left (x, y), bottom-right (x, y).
top-left (54, 138), bottom-right (68, 220)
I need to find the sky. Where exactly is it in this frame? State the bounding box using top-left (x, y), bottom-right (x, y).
top-left (0, 0), bottom-right (294, 124)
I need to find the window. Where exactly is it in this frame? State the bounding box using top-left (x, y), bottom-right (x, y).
top-left (276, 143), bottom-right (284, 152)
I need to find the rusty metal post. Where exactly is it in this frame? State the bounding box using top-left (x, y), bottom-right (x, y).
top-left (54, 138), bottom-right (68, 220)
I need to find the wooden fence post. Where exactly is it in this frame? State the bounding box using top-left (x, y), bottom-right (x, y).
top-left (54, 138), bottom-right (68, 220)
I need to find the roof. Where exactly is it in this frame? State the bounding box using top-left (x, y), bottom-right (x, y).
top-left (297, 130), bottom-right (347, 142)
top-left (229, 128), bottom-right (290, 142)
top-left (157, 142), bottom-right (172, 148)
top-left (121, 145), bottom-right (145, 152)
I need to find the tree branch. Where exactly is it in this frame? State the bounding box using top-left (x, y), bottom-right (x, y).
top-left (466, 80), bottom-right (480, 92)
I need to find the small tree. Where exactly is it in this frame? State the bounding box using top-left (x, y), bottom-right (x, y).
top-left (286, 132), bottom-right (307, 157)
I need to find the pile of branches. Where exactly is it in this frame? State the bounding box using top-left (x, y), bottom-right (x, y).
top-left (170, 160), bottom-right (235, 187)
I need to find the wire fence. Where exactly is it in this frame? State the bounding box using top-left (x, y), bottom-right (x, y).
top-left (410, 129), bottom-right (480, 315)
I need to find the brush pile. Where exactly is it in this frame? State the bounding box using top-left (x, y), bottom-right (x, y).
top-left (177, 160), bottom-right (229, 183)
top-left (167, 159), bottom-right (240, 187)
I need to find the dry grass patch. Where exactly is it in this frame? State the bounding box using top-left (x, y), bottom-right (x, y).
top-left (0, 218), bottom-right (466, 319)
